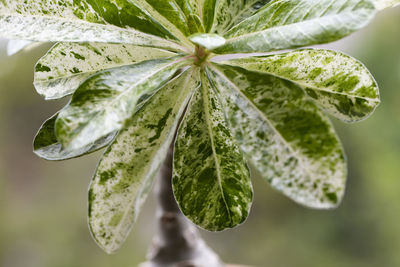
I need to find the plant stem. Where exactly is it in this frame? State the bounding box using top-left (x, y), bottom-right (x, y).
top-left (140, 144), bottom-right (224, 267)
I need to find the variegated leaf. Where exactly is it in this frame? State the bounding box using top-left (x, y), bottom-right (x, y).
top-left (214, 0), bottom-right (376, 54)
top-left (34, 42), bottom-right (175, 100)
top-left (33, 113), bottom-right (116, 161)
top-left (89, 69), bottom-right (198, 253)
top-left (223, 0), bottom-right (271, 32)
top-left (373, 0), bottom-right (400, 9)
top-left (0, 0), bottom-right (186, 52)
top-left (55, 56), bottom-right (190, 150)
top-left (210, 0), bottom-right (271, 34)
top-left (136, 0), bottom-right (204, 37)
top-left (219, 49), bottom-right (380, 122)
top-left (207, 64), bottom-right (346, 208)
top-left (173, 70), bottom-right (253, 231)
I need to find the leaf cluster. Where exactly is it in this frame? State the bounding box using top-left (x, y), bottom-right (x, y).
top-left (1, 0), bottom-right (398, 254)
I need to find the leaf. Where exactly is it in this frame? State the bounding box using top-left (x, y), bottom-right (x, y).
top-left (0, 0), bottom-right (185, 52)
top-left (88, 69), bottom-right (199, 253)
top-left (137, 0), bottom-right (204, 36)
top-left (55, 55), bottom-right (191, 151)
top-left (373, 0), bottom-right (400, 9)
top-left (214, 0), bottom-right (376, 54)
top-left (33, 113), bottom-right (116, 161)
top-left (173, 70), bottom-right (253, 231)
top-left (210, 0), bottom-right (271, 34)
top-left (188, 33), bottom-right (226, 50)
top-left (207, 64), bottom-right (346, 208)
top-left (218, 49), bottom-right (380, 122)
top-left (7, 39), bottom-right (40, 56)
top-left (34, 42), bottom-right (175, 100)
top-left (223, 0), bottom-right (272, 32)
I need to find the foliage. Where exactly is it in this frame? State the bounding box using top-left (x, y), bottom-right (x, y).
top-left (0, 0), bottom-right (397, 254)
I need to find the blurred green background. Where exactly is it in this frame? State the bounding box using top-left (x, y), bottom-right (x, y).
top-left (1, 7), bottom-right (399, 267)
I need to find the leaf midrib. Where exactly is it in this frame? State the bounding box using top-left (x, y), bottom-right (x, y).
top-left (63, 57), bottom-right (190, 147)
top-left (224, 8), bottom-right (370, 41)
top-left (105, 69), bottom-right (195, 251)
top-left (200, 72), bottom-right (232, 224)
top-left (0, 13), bottom-right (187, 52)
top-left (209, 65), bottom-right (313, 181)
top-left (220, 61), bottom-right (380, 103)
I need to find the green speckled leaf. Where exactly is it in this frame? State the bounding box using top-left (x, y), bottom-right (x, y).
top-left (88, 69), bottom-right (198, 253)
top-left (173, 70), bottom-right (253, 231)
top-left (207, 64), bottom-right (346, 208)
top-left (373, 0), bottom-right (400, 9)
top-left (214, 0), bottom-right (376, 54)
top-left (56, 56), bottom-right (190, 150)
top-left (210, 0), bottom-right (271, 34)
top-left (34, 42), bottom-right (175, 100)
top-left (219, 49), bottom-right (380, 122)
top-left (33, 113), bottom-right (116, 161)
top-left (188, 33), bottom-right (226, 50)
top-left (0, 0), bottom-right (186, 52)
top-left (138, 0), bottom-right (204, 37)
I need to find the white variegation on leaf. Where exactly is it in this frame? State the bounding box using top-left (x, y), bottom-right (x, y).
top-left (55, 56), bottom-right (191, 150)
top-left (373, 0), bottom-right (400, 9)
top-left (0, 0), bottom-right (386, 255)
top-left (34, 43), bottom-right (175, 100)
top-left (218, 49), bottom-right (380, 122)
top-left (214, 0), bottom-right (376, 54)
top-left (89, 69), bottom-right (199, 253)
top-left (0, 0), bottom-right (187, 52)
top-left (207, 64), bottom-right (346, 208)
top-left (173, 70), bottom-right (253, 231)
top-left (33, 113), bottom-right (116, 161)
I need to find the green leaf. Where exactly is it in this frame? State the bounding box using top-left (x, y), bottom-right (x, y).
top-left (373, 0), bottom-right (400, 9)
top-left (188, 33), bottom-right (226, 50)
top-left (33, 113), bottom-right (116, 161)
top-left (55, 55), bottom-right (190, 150)
top-left (210, 0), bottom-right (271, 34)
top-left (207, 64), bottom-right (346, 208)
top-left (214, 0), bottom-right (376, 54)
top-left (173, 70), bottom-right (253, 231)
top-left (88, 69), bottom-right (198, 253)
top-left (137, 0), bottom-right (204, 36)
top-left (222, 1), bottom-right (272, 32)
top-left (0, 0), bottom-right (186, 52)
top-left (218, 49), bottom-right (380, 122)
top-left (34, 42), bottom-right (175, 100)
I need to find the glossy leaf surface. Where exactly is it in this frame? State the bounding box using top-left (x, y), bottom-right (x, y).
top-left (214, 0), bottom-right (376, 53)
top-left (34, 43), bottom-right (175, 100)
top-left (210, 0), bottom-right (271, 34)
top-left (139, 0), bottom-right (204, 36)
top-left (373, 0), bottom-right (400, 9)
top-left (219, 49), bottom-right (380, 122)
top-left (56, 56), bottom-right (190, 150)
top-left (33, 113), bottom-right (116, 161)
top-left (173, 70), bottom-right (253, 231)
top-left (207, 64), bottom-right (346, 208)
top-left (89, 69), bottom-right (198, 253)
top-left (0, 0), bottom-right (186, 51)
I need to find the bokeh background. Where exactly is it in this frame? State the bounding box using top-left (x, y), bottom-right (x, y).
top-left (0, 7), bottom-right (399, 267)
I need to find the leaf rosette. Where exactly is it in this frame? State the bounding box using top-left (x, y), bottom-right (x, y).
top-left (1, 0), bottom-right (395, 253)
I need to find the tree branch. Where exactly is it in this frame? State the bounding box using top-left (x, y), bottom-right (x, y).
top-left (140, 144), bottom-right (224, 267)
